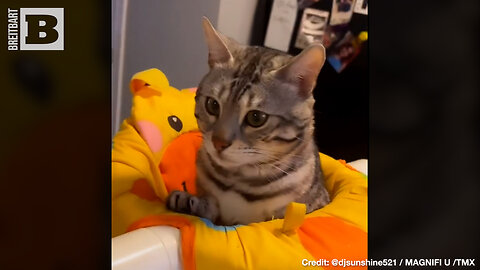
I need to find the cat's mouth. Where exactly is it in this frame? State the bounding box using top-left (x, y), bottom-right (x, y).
top-left (204, 136), bottom-right (267, 167)
top-left (209, 149), bottom-right (237, 165)
top-left (209, 149), bottom-right (267, 169)
top-left (205, 147), bottom-right (242, 167)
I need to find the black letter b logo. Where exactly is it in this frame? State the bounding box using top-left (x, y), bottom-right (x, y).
top-left (20, 8), bottom-right (64, 50)
top-left (25, 15), bottom-right (59, 44)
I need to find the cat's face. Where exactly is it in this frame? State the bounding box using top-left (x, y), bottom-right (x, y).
top-left (196, 65), bottom-right (315, 168)
top-left (196, 18), bottom-right (325, 168)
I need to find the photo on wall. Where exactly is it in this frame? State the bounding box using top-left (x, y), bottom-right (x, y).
top-left (353, 0), bottom-right (368, 15)
top-left (326, 31), bottom-right (362, 72)
top-left (294, 8), bottom-right (330, 49)
top-left (329, 0), bottom-right (355, 25)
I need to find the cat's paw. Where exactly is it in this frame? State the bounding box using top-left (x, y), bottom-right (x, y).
top-left (166, 190), bottom-right (200, 215)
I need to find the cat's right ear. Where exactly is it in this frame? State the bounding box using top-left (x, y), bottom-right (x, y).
top-left (202, 17), bottom-right (233, 68)
top-left (275, 44), bottom-right (326, 98)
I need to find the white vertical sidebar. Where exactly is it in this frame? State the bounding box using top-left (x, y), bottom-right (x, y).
top-left (112, 0), bottom-right (129, 137)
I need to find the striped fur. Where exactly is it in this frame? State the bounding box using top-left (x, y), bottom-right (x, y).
top-left (167, 19), bottom-right (329, 225)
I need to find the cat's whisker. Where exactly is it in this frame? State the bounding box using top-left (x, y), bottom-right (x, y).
top-left (252, 162), bottom-right (276, 184)
top-left (252, 163), bottom-right (269, 182)
top-left (294, 136), bottom-right (305, 142)
top-left (253, 148), bottom-right (307, 161)
top-left (269, 163), bottom-right (290, 176)
top-left (253, 146), bottom-right (305, 155)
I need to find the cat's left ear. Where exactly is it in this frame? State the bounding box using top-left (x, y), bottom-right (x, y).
top-left (275, 44), bottom-right (326, 97)
top-left (202, 17), bottom-right (233, 68)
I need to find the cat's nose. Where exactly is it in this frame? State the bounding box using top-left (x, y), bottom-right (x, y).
top-left (212, 136), bottom-right (232, 153)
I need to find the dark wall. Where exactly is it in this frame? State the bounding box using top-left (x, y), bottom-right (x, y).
top-left (252, 0), bottom-right (369, 161)
top-left (314, 39), bottom-right (368, 161)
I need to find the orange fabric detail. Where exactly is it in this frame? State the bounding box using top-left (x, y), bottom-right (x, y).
top-left (338, 159), bottom-right (360, 173)
top-left (127, 215), bottom-right (196, 270)
top-left (298, 217), bottom-right (367, 269)
top-left (159, 131), bottom-right (203, 195)
top-left (130, 178), bottom-right (161, 201)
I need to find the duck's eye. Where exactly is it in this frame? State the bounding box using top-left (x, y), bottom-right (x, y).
top-left (205, 97), bottom-right (220, 116)
top-left (168, 115), bottom-right (183, 132)
top-left (245, 110), bottom-right (268, 128)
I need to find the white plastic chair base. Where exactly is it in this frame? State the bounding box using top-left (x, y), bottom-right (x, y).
top-left (112, 226), bottom-right (182, 270)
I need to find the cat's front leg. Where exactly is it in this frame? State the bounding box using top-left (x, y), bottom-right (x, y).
top-left (166, 190), bottom-right (219, 222)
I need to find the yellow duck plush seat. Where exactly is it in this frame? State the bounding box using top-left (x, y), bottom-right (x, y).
top-left (112, 68), bottom-right (368, 270)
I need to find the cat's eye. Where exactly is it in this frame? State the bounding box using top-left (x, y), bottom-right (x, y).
top-left (205, 97), bottom-right (220, 116)
top-left (245, 110), bottom-right (268, 128)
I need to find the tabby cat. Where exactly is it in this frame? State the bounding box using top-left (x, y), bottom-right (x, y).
top-left (166, 18), bottom-right (330, 225)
